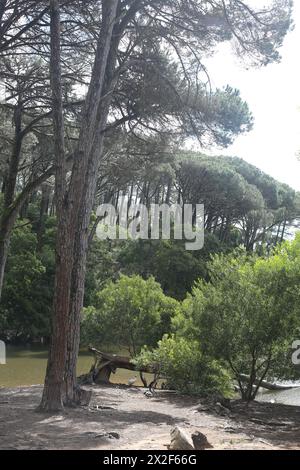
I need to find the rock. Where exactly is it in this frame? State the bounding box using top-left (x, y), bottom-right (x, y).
top-left (169, 427), bottom-right (213, 451)
top-left (224, 425), bottom-right (237, 434)
top-left (94, 432), bottom-right (120, 440)
top-left (196, 405), bottom-right (211, 412)
top-left (219, 397), bottom-right (232, 409)
top-left (192, 432), bottom-right (213, 450)
top-left (107, 432), bottom-right (120, 440)
top-left (169, 427), bottom-right (195, 450)
top-left (214, 402), bottom-right (231, 417)
top-left (90, 404), bottom-right (115, 411)
top-left (78, 388), bottom-right (92, 406)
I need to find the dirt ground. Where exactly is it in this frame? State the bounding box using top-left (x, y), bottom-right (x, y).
top-left (0, 384), bottom-right (300, 450)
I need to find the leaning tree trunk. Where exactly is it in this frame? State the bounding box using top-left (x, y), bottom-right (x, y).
top-left (64, 107), bottom-right (111, 405)
top-left (40, 0), bottom-right (120, 411)
top-left (64, 186), bottom-right (96, 405)
top-left (63, 0), bottom-right (122, 406)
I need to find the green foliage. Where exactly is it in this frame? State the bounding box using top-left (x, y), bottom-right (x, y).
top-left (176, 152), bottom-right (299, 250)
top-left (118, 239), bottom-right (208, 300)
top-left (0, 223), bottom-right (53, 342)
top-left (84, 238), bottom-right (124, 307)
top-left (116, 233), bottom-right (227, 300)
top-left (182, 239), bottom-right (300, 401)
top-left (135, 335), bottom-right (232, 396)
top-left (81, 275), bottom-right (180, 355)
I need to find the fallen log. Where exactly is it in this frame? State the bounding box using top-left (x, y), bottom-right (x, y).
top-left (85, 347), bottom-right (156, 385)
top-left (238, 374), bottom-right (300, 391)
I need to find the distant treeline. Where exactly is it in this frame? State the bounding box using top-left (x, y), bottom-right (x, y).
top-left (0, 150), bottom-right (299, 344)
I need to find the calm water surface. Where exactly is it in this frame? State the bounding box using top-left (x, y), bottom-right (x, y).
top-left (0, 346), bottom-right (145, 388)
top-left (257, 386), bottom-right (300, 407)
top-left (2, 347), bottom-right (300, 405)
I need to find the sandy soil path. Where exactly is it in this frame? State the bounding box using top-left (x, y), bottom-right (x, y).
top-left (0, 384), bottom-right (300, 450)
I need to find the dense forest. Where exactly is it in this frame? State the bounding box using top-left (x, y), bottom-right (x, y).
top-left (0, 0), bottom-right (300, 429)
top-left (0, 151), bottom-right (299, 346)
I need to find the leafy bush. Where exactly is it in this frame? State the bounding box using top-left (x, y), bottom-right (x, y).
top-left (183, 240), bottom-right (300, 401)
top-left (134, 335), bottom-right (232, 396)
top-left (0, 224), bottom-right (52, 342)
top-left (81, 275), bottom-right (180, 355)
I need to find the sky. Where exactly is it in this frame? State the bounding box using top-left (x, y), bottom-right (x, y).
top-left (203, 0), bottom-right (300, 191)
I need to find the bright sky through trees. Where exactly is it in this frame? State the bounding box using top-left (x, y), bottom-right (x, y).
top-left (204, 0), bottom-right (300, 190)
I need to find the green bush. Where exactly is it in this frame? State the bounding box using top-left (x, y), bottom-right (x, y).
top-left (134, 335), bottom-right (232, 396)
top-left (0, 224), bottom-right (52, 342)
top-left (183, 239), bottom-right (300, 401)
top-left (81, 275), bottom-right (180, 355)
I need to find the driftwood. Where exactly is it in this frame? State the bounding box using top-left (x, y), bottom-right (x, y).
top-left (85, 347), bottom-right (155, 385)
top-left (238, 374), bottom-right (300, 391)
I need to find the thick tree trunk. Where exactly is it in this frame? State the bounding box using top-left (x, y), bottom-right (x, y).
top-left (64, 116), bottom-right (108, 405)
top-left (63, 0), bottom-right (122, 405)
top-left (40, 0), bottom-right (120, 410)
top-left (64, 215), bottom-right (90, 405)
top-left (39, 0), bottom-right (69, 412)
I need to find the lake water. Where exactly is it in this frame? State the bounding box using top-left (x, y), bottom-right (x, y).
top-left (0, 346), bottom-right (145, 388)
top-left (257, 386), bottom-right (300, 407)
top-left (1, 347), bottom-right (300, 405)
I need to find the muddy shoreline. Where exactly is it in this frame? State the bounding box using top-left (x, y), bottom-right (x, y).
top-left (0, 384), bottom-right (300, 450)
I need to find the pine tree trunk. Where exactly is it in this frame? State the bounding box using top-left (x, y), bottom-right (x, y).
top-left (64, 125), bottom-right (107, 405)
top-left (64, 221), bottom-right (89, 405)
top-left (40, 0), bottom-right (120, 411)
top-left (39, 0), bottom-right (69, 412)
top-left (63, 0), bottom-right (121, 406)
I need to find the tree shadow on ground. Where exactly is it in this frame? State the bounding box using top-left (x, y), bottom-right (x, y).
top-left (226, 400), bottom-right (300, 449)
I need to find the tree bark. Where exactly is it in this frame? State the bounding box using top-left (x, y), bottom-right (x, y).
top-left (40, 0), bottom-right (120, 410)
top-left (39, 0), bottom-right (69, 412)
top-left (63, 0), bottom-right (121, 406)
top-left (64, 94), bottom-right (115, 405)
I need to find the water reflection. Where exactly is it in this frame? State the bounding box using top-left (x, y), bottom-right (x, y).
top-left (0, 346), bottom-right (146, 388)
top-left (257, 385), bottom-right (300, 406)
